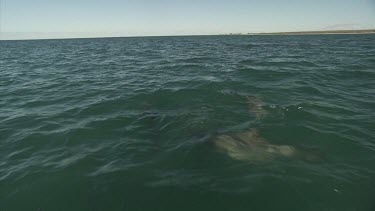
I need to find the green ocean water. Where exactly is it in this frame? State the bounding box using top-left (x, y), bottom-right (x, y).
top-left (0, 35), bottom-right (375, 211)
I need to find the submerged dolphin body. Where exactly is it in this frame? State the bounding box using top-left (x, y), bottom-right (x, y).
top-left (213, 96), bottom-right (323, 162)
top-left (246, 96), bottom-right (267, 120)
top-left (214, 129), bottom-right (322, 162)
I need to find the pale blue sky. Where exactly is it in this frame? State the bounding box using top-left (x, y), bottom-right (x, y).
top-left (0, 0), bottom-right (374, 39)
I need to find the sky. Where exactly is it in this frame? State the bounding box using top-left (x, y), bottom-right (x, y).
top-left (0, 0), bottom-right (374, 40)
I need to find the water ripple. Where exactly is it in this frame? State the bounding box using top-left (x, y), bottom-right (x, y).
top-left (1, 35), bottom-right (374, 210)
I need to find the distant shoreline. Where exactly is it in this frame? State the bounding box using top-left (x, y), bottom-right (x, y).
top-left (242, 29), bottom-right (375, 36)
top-left (1, 29), bottom-right (375, 41)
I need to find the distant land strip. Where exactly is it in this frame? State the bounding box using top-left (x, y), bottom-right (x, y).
top-left (227, 29), bottom-right (375, 35)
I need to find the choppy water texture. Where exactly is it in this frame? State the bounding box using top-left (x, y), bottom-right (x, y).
top-left (1, 35), bottom-right (375, 211)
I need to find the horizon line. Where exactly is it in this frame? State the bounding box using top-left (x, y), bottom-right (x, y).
top-left (1, 29), bottom-right (374, 41)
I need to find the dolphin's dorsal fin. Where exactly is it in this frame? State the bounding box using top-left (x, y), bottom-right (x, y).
top-left (235, 129), bottom-right (269, 146)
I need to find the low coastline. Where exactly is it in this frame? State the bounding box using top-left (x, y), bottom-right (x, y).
top-left (227, 29), bottom-right (375, 36)
top-left (2, 29), bottom-right (374, 41)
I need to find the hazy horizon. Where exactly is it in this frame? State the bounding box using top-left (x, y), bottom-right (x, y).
top-left (1, 0), bottom-right (375, 40)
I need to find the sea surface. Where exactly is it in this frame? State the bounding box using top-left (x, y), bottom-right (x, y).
top-left (1, 35), bottom-right (375, 211)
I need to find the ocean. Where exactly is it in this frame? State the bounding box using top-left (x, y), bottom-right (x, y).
top-left (1, 34), bottom-right (374, 211)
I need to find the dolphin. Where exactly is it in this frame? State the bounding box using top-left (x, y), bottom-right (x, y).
top-left (246, 95), bottom-right (267, 120)
top-left (213, 129), bottom-right (294, 161)
top-left (213, 129), bottom-right (323, 162)
top-left (212, 96), bottom-right (323, 163)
